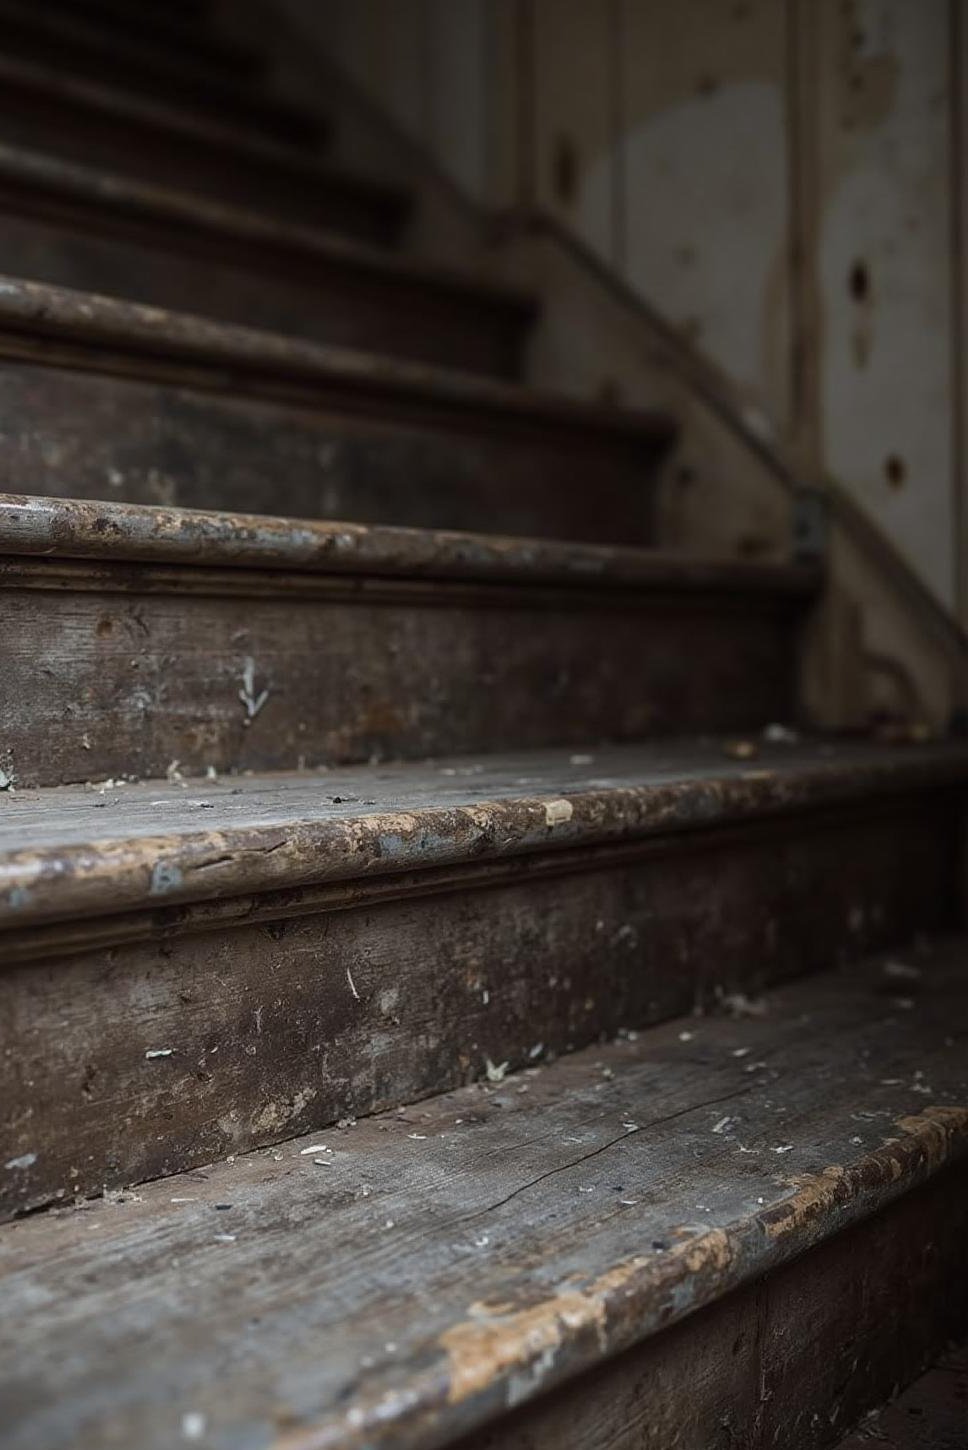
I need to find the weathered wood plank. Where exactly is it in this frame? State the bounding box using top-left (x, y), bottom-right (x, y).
top-left (1, 948), bottom-right (966, 1448)
top-left (457, 1169), bottom-right (968, 1450)
top-left (0, 744), bottom-right (963, 1212)
top-left (0, 497), bottom-right (811, 785)
top-left (3, 738), bottom-right (963, 927)
top-left (0, 280), bottom-right (666, 536)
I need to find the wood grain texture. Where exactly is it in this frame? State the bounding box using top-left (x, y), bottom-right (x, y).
top-left (0, 556), bottom-right (811, 783)
top-left (2, 738), bottom-right (965, 927)
top-left (0, 946), bottom-right (966, 1449)
top-left (456, 1168), bottom-right (968, 1450)
top-left (0, 781), bottom-right (961, 1214)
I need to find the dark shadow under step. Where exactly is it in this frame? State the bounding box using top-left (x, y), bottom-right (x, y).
top-left (1, 944), bottom-right (966, 1449)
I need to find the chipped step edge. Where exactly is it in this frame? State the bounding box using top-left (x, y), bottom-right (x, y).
top-left (0, 278), bottom-right (669, 441)
top-left (0, 493), bottom-right (816, 590)
top-left (266, 1105), bottom-right (968, 1450)
top-left (3, 744), bottom-right (968, 931)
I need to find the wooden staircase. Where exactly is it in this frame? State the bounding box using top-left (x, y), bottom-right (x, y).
top-left (0, 4), bottom-right (966, 1447)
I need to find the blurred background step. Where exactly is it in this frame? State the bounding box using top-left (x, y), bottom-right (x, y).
top-left (0, 151), bottom-right (541, 371)
top-left (0, 57), bottom-right (394, 233)
top-left (1, 948), bottom-right (965, 1446)
top-left (32, 0), bottom-right (263, 79)
top-left (0, 740), bottom-right (964, 1212)
top-left (0, 0), bottom-right (315, 147)
top-left (0, 281), bottom-right (671, 538)
top-left (0, 493), bottom-right (816, 784)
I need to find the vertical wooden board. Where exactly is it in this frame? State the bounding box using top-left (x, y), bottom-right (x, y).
top-left (533, 0), bottom-right (618, 264)
top-left (619, 0), bottom-right (791, 427)
top-left (817, 0), bottom-right (955, 609)
top-left (326, 0), bottom-right (426, 139)
top-left (482, 0), bottom-right (523, 210)
top-left (425, 0), bottom-right (488, 198)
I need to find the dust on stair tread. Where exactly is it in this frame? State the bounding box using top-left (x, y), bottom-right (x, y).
top-left (0, 939), bottom-right (966, 1450)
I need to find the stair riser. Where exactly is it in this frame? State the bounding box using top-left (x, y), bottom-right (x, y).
top-left (1, 794), bottom-right (959, 1217)
top-left (458, 1163), bottom-right (968, 1450)
top-left (0, 77), bottom-right (384, 236)
top-left (2, 571), bottom-right (801, 786)
top-left (0, 209), bottom-right (521, 374)
top-left (0, 361), bottom-right (655, 539)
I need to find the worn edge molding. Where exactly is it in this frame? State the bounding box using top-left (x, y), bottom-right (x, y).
top-left (0, 278), bottom-right (671, 444)
top-left (2, 751), bottom-right (966, 931)
top-left (0, 493), bottom-right (819, 591)
top-left (0, 798), bottom-right (927, 964)
top-left (272, 1106), bottom-right (968, 1450)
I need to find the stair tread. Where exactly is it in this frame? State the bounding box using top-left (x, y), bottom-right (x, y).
top-left (0, 273), bottom-right (664, 443)
top-left (0, 138), bottom-right (529, 317)
top-left (2, 736), bottom-right (965, 931)
top-left (1, 939), bottom-right (966, 1450)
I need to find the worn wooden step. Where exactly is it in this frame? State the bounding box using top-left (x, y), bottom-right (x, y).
top-left (0, 0), bottom-right (315, 148)
top-left (0, 280), bottom-right (658, 537)
top-left (0, 152), bottom-right (533, 376)
top-left (0, 493), bottom-right (815, 785)
top-left (1, 738), bottom-right (965, 1215)
top-left (35, 0), bottom-right (263, 79)
top-left (0, 57), bottom-right (408, 237)
top-left (1, 946), bottom-right (966, 1448)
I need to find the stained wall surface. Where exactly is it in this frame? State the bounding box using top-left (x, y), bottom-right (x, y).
top-left (295, 0), bottom-right (966, 622)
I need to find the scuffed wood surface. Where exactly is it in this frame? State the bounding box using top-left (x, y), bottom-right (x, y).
top-left (0, 945), bottom-right (966, 1450)
top-left (457, 1172), bottom-right (968, 1450)
top-left (0, 565), bottom-right (805, 785)
top-left (2, 790), bottom-right (959, 1213)
top-left (2, 738), bottom-right (966, 925)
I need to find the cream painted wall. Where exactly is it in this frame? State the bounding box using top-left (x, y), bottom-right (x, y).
top-left (304, 0), bottom-right (965, 626)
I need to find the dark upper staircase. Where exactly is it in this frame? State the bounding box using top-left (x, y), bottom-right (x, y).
top-left (0, 3), bottom-right (965, 1447)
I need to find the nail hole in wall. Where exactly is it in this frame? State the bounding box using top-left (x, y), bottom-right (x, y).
top-left (552, 132), bottom-right (579, 207)
top-left (849, 259), bottom-right (870, 302)
top-left (884, 454), bottom-right (906, 488)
